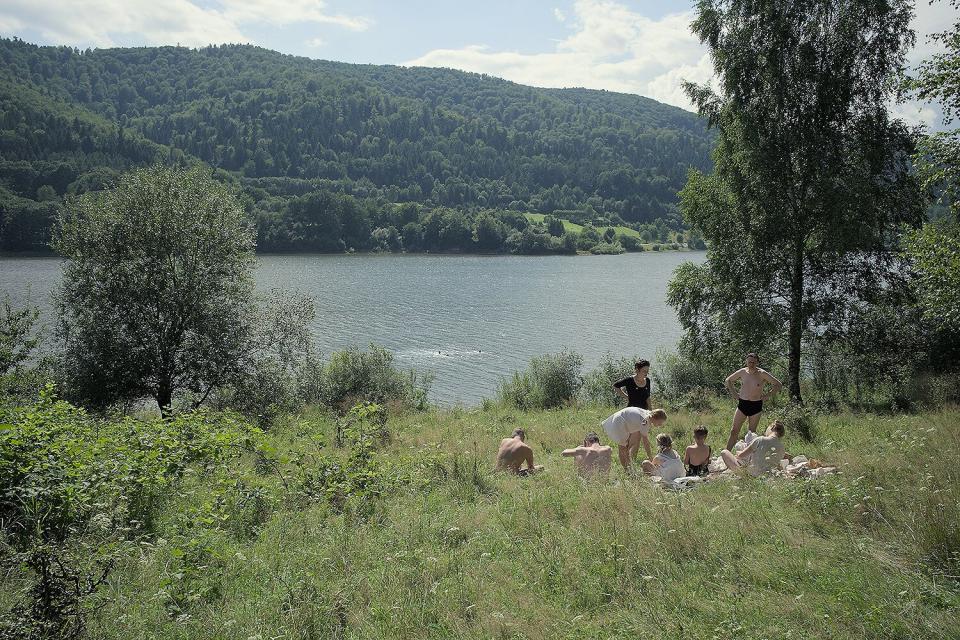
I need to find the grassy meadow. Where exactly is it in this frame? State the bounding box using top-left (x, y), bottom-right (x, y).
top-left (29, 400), bottom-right (953, 640)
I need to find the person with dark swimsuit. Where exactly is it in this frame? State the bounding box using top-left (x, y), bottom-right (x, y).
top-left (684, 425), bottom-right (712, 476)
top-left (613, 359), bottom-right (652, 409)
top-left (723, 353), bottom-right (783, 451)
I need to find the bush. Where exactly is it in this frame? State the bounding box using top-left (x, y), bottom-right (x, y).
top-left (653, 349), bottom-right (722, 401)
top-left (0, 390), bottom-right (262, 636)
top-left (498, 350), bottom-right (583, 409)
top-left (772, 402), bottom-right (817, 442)
top-left (589, 242), bottom-right (625, 255)
top-left (320, 345), bottom-right (432, 411)
top-left (579, 353), bottom-right (640, 406)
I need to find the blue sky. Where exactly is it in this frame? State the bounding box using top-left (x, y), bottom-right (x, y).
top-left (0, 0), bottom-right (952, 125)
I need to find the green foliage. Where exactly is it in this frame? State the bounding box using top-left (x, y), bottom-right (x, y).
top-left (588, 241), bottom-right (624, 255)
top-left (905, 0), bottom-right (960, 219)
top-left (216, 289), bottom-right (321, 427)
top-left (53, 164), bottom-right (256, 415)
top-left (319, 345), bottom-right (432, 411)
top-left (578, 353), bottom-right (640, 406)
top-left (0, 38), bottom-right (713, 253)
top-left (498, 350), bottom-right (583, 410)
top-left (771, 402), bottom-right (817, 443)
top-left (677, 0), bottom-right (924, 401)
top-left (0, 388), bottom-right (261, 636)
top-left (297, 403), bottom-right (391, 514)
top-left (905, 220), bottom-right (960, 333)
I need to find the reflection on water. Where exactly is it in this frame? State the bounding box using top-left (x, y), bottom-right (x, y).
top-left (2, 251), bottom-right (704, 405)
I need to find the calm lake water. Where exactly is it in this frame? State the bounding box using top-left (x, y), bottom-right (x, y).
top-left (1, 252), bottom-right (704, 405)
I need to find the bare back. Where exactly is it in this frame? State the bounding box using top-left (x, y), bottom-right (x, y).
top-left (571, 444), bottom-right (612, 478)
top-left (495, 437), bottom-right (533, 474)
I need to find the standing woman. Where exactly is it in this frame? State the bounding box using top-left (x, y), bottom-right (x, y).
top-left (613, 360), bottom-right (652, 409)
top-left (612, 359), bottom-right (653, 463)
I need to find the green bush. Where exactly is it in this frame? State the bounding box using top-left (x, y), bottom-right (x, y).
top-left (0, 390), bottom-right (262, 635)
top-left (579, 353), bottom-right (640, 406)
top-left (588, 241), bottom-right (625, 255)
top-left (772, 402), bottom-right (817, 442)
top-left (320, 345), bottom-right (432, 411)
top-left (498, 350), bottom-right (583, 409)
top-left (653, 349), bottom-right (721, 401)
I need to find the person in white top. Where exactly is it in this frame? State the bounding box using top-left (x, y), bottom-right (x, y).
top-left (641, 433), bottom-right (685, 482)
top-left (720, 420), bottom-right (786, 476)
top-left (601, 406), bottom-right (667, 471)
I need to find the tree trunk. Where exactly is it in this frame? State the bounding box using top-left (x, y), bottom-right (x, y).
top-left (788, 239), bottom-right (804, 403)
top-left (157, 379), bottom-right (173, 418)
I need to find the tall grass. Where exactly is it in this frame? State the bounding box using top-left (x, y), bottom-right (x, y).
top-left (50, 403), bottom-right (959, 639)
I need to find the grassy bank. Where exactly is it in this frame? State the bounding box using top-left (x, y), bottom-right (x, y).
top-left (3, 400), bottom-right (959, 639)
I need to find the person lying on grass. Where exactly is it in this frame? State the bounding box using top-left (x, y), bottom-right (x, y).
top-left (720, 420), bottom-right (787, 476)
top-left (640, 433), bottom-right (686, 482)
top-left (495, 428), bottom-right (544, 476)
top-left (561, 432), bottom-right (612, 479)
top-left (684, 425), bottom-right (712, 477)
top-left (601, 406), bottom-right (667, 471)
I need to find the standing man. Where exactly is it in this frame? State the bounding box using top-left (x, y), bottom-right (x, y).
top-left (561, 432), bottom-right (613, 478)
top-left (495, 428), bottom-right (543, 476)
top-left (613, 359), bottom-right (652, 409)
top-left (724, 353), bottom-right (783, 451)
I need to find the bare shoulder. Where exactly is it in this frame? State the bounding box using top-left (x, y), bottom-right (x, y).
top-left (685, 444), bottom-right (697, 452)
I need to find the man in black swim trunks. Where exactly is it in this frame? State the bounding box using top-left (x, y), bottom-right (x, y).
top-left (723, 353), bottom-right (782, 451)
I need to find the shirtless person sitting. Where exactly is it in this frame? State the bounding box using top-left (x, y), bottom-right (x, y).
top-left (723, 353), bottom-right (783, 451)
top-left (561, 432), bottom-right (612, 478)
top-left (720, 420), bottom-right (787, 476)
top-left (495, 428), bottom-right (543, 476)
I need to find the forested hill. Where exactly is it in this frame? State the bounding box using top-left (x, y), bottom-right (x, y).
top-left (0, 38), bottom-right (713, 253)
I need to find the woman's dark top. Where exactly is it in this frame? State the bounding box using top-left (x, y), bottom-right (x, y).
top-left (613, 376), bottom-right (651, 409)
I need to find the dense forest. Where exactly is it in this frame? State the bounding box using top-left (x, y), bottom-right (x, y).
top-left (0, 38), bottom-right (712, 253)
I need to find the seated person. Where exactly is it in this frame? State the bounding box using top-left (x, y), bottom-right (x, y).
top-left (561, 432), bottom-right (612, 478)
top-left (601, 406), bottom-right (668, 471)
top-left (720, 420), bottom-right (786, 476)
top-left (640, 433), bottom-right (686, 482)
top-left (684, 425), bottom-right (712, 476)
top-left (495, 428), bottom-right (543, 476)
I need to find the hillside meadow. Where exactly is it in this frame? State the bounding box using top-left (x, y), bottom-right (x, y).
top-left (4, 397), bottom-right (954, 639)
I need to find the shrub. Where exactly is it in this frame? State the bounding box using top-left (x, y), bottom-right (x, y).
top-left (320, 345), bottom-right (432, 411)
top-left (653, 349), bottom-right (721, 401)
top-left (498, 350), bottom-right (583, 409)
top-left (589, 242), bottom-right (625, 255)
top-left (0, 390), bottom-right (261, 635)
top-left (772, 402), bottom-right (817, 442)
top-left (579, 353), bottom-right (640, 406)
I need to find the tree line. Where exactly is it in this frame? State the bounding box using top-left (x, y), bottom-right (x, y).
top-left (0, 38), bottom-right (713, 253)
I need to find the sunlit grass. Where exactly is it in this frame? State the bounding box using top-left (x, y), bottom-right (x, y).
top-left (78, 403), bottom-right (960, 638)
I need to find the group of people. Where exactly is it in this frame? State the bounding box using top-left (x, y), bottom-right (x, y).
top-left (494, 353), bottom-right (789, 481)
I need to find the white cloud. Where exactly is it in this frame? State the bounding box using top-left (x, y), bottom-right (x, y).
top-left (404, 0), bottom-right (956, 120)
top-left (306, 37), bottom-right (325, 48)
top-left (404, 0), bottom-right (711, 111)
top-left (219, 0), bottom-right (370, 31)
top-left (554, 8), bottom-right (567, 23)
top-left (0, 0), bottom-right (369, 49)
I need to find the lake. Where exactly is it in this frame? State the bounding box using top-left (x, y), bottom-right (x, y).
top-left (1, 252), bottom-right (704, 405)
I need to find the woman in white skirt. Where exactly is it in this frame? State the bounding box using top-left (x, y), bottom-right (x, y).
top-left (601, 406), bottom-right (667, 471)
